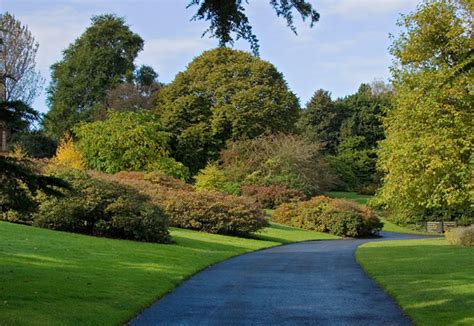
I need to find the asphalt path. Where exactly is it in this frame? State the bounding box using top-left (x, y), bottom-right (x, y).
top-left (129, 232), bottom-right (433, 326)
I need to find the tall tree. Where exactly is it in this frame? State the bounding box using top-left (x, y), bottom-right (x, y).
top-left (375, 0), bottom-right (473, 223)
top-left (188, 0), bottom-right (319, 55)
top-left (297, 89), bottom-right (343, 154)
top-left (155, 48), bottom-right (300, 173)
top-left (44, 14), bottom-right (144, 140)
top-left (0, 12), bottom-right (44, 104)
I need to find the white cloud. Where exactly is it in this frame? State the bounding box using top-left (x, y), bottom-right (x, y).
top-left (136, 37), bottom-right (214, 81)
top-left (320, 0), bottom-right (418, 16)
top-left (16, 6), bottom-right (91, 74)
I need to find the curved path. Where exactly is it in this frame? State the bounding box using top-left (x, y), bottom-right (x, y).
top-left (130, 232), bottom-right (433, 326)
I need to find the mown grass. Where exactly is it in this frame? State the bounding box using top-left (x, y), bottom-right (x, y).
top-left (325, 191), bottom-right (372, 205)
top-left (357, 238), bottom-right (474, 326)
top-left (0, 221), bottom-right (334, 325)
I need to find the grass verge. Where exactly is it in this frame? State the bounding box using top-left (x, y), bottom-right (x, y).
top-left (0, 221), bottom-right (335, 325)
top-left (357, 238), bottom-right (474, 326)
top-left (326, 191), bottom-right (372, 205)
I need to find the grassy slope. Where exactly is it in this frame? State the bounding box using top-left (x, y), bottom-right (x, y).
top-left (326, 191), bottom-right (429, 234)
top-left (357, 239), bottom-right (474, 326)
top-left (0, 221), bottom-right (336, 325)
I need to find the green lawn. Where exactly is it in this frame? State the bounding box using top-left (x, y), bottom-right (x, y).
top-left (326, 191), bottom-right (372, 205)
top-left (357, 238), bottom-right (474, 325)
top-left (0, 221), bottom-right (334, 325)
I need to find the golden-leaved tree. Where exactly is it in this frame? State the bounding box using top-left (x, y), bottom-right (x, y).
top-left (374, 0), bottom-right (473, 224)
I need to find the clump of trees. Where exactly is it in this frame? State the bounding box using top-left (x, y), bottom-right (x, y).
top-left (44, 15), bottom-right (145, 139)
top-left (298, 83), bottom-right (392, 193)
top-left (155, 48), bottom-right (300, 173)
top-left (373, 0), bottom-right (473, 224)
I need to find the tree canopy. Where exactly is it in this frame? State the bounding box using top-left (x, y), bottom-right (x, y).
top-left (74, 111), bottom-right (189, 179)
top-left (155, 47), bottom-right (300, 173)
top-left (44, 14), bottom-right (144, 140)
top-left (0, 12), bottom-right (44, 105)
top-left (187, 0), bottom-right (319, 55)
top-left (374, 0), bottom-right (473, 223)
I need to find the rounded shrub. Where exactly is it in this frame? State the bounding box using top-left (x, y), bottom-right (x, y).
top-left (34, 170), bottom-right (170, 243)
top-left (98, 171), bottom-right (269, 236)
top-left (273, 196), bottom-right (382, 237)
top-left (445, 226), bottom-right (474, 247)
top-left (240, 185), bottom-right (306, 209)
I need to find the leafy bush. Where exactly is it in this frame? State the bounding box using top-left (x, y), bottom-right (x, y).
top-left (445, 226), bottom-right (474, 247)
top-left (240, 185), bottom-right (306, 209)
top-left (74, 111), bottom-right (189, 179)
top-left (97, 171), bottom-right (268, 235)
top-left (220, 134), bottom-right (333, 195)
top-left (273, 196), bottom-right (382, 237)
top-left (194, 163), bottom-right (240, 194)
top-left (34, 170), bottom-right (170, 243)
top-left (50, 135), bottom-right (85, 170)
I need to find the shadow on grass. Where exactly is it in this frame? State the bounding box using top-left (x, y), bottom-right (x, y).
top-left (0, 222), bottom-right (274, 325)
top-left (358, 241), bottom-right (474, 325)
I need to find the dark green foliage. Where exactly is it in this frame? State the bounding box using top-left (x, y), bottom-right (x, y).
top-left (155, 48), bottom-right (300, 173)
top-left (0, 156), bottom-right (68, 221)
top-left (300, 83), bottom-right (392, 191)
top-left (187, 0), bottom-right (319, 55)
top-left (0, 100), bottom-right (39, 132)
top-left (273, 196), bottom-right (383, 237)
top-left (336, 84), bottom-right (389, 149)
top-left (9, 131), bottom-right (56, 158)
top-left (34, 170), bottom-right (170, 243)
top-left (44, 14), bottom-right (144, 139)
top-left (297, 89), bottom-right (343, 154)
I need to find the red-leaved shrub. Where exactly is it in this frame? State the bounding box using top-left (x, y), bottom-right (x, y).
top-left (241, 185), bottom-right (306, 208)
top-left (95, 171), bottom-right (268, 235)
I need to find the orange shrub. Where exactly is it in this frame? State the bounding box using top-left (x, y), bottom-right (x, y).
top-left (240, 185), bottom-right (306, 209)
top-left (273, 196), bottom-right (382, 237)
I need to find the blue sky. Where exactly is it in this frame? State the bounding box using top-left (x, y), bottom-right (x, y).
top-left (2, 0), bottom-right (419, 114)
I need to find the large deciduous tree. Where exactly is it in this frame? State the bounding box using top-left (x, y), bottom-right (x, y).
top-left (187, 0), bottom-right (320, 56)
top-left (155, 48), bottom-right (300, 173)
top-left (0, 12), bottom-right (44, 104)
top-left (374, 0), bottom-right (473, 223)
top-left (44, 14), bottom-right (144, 140)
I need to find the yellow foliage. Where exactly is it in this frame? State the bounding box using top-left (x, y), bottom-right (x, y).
top-left (51, 135), bottom-right (85, 170)
top-left (445, 226), bottom-right (474, 247)
top-left (10, 144), bottom-right (27, 159)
